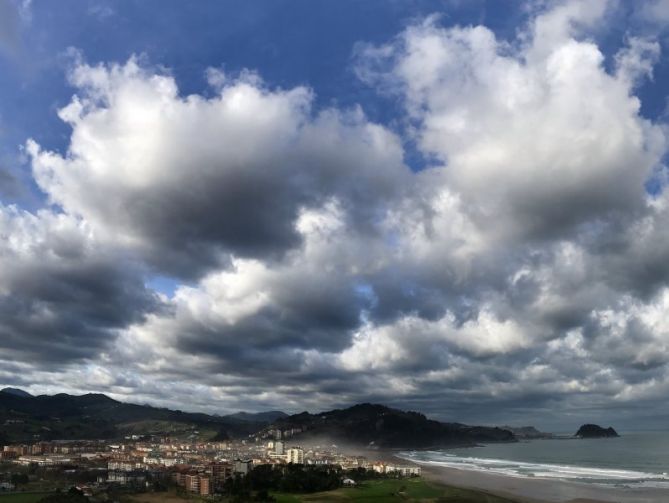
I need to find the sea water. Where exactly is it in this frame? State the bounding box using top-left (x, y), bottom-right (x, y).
top-left (398, 432), bottom-right (669, 488)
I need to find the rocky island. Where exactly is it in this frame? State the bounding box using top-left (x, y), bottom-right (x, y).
top-left (575, 424), bottom-right (619, 438)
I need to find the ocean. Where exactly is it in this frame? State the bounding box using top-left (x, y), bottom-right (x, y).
top-left (398, 432), bottom-right (669, 489)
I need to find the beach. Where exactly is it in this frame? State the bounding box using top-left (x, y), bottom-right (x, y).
top-left (327, 444), bottom-right (662, 502)
top-left (415, 462), bottom-right (669, 503)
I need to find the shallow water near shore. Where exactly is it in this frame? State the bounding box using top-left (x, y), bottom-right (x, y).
top-left (398, 432), bottom-right (669, 489)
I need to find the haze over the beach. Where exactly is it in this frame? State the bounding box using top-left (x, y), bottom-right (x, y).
top-left (2, 0), bottom-right (669, 432)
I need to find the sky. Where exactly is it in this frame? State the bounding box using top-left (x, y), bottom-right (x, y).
top-left (2, 0), bottom-right (669, 431)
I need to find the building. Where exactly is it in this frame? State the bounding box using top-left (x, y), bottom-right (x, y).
top-left (184, 474), bottom-right (211, 496)
top-left (274, 441), bottom-right (284, 455)
top-left (30, 443), bottom-right (51, 455)
top-left (286, 447), bottom-right (304, 465)
top-left (16, 455), bottom-right (73, 466)
top-left (372, 463), bottom-right (421, 476)
top-left (206, 462), bottom-right (231, 487)
top-left (184, 474), bottom-right (199, 493)
top-left (233, 458), bottom-right (253, 475)
top-left (108, 461), bottom-right (136, 471)
top-left (145, 456), bottom-right (180, 467)
top-left (199, 476), bottom-right (211, 496)
top-left (3, 445), bottom-right (29, 456)
top-left (107, 470), bottom-right (146, 486)
top-left (173, 472), bottom-right (186, 486)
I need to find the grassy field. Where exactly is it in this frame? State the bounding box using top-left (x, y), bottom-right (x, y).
top-left (0, 494), bottom-right (51, 503)
top-left (273, 478), bottom-right (518, 502)
top-left (125, 490), bottom-right (207, 503)
top-left (17, 479), bottom-right (518, 503)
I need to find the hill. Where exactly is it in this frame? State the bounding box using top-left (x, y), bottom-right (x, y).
top-left (0, 393), bottom-right (515, 449)
top-left (575, 424), bottom-right (619, 438)
top-left (0, 390), bottom-right (280, 443)
top-left (500, 425), bottom-right (553, 439)
top-left (264, 403), bottom-right (515, 448)
top-left (224, 411), bottom-right (289, 423)
top-left (1, 387), bottom-right (34, 398)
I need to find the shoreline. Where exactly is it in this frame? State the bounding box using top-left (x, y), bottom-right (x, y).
top-left (397, 457), bottom-right (669, 503)
top-left (300, 440), bottom-right (669, 502)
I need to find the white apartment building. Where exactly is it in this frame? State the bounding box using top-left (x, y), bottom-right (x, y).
top-left (286, 447), bottom-right (304, 464)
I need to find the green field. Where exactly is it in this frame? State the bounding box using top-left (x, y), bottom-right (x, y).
top-left (0, 480), bottom-right (517, 503)
top-left (272, 478), bottom-right (517, 502)
top-left (0, 494), bottom-right (51, 503)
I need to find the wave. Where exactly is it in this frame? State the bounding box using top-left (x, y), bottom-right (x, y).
top-left (397, 451), bottom-right (669, 486)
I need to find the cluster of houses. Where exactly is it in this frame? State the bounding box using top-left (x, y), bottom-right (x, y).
top-left (1, 434), bottom-right (421, 497)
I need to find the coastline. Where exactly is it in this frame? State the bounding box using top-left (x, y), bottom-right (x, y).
top-left (399, 457), bottom-right (669, 503)
top-left (305, 440), bottom-right (669, 502)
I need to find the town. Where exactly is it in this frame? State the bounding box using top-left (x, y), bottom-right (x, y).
top-left (0, 428), bottom-right (420, 501)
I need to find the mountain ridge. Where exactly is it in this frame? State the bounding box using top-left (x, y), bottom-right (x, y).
top-left (226, 411), bottom-right (289, 423)
top-left (263, 402), bottom-right (516, 448)
top-left (0, 391), bottom-right (516, 449)
top-left (0, 390), bottom-right (284, 443)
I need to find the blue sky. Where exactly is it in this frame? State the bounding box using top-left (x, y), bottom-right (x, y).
top-left (3, 0), bottom-right (669, 207)
top-left (3, 0), bottom-right (668, 198)
top-left (4, 0), bottom-right (669, 430)
top-left (1, 0), bottom-right (534, 299)
top-left (1, 0), bottom-right (532, 207)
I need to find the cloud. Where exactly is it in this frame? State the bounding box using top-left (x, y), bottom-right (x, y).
top-left (356, 4), bottom-right (665, 242)
top-left (4, 0), bottom-right (669, 427)
top-left (28, 58), bottom-right (408, 278)
top-left (638, 0), bottom-right (669, 24)
top-left (586, 289), bottom-right (669, 370)
top-left (111, 202), bottom-right (372, 378)
top-left (0, 206), bottom-right (160, 364)
top-left (340, 308), bottom-right (531, 372)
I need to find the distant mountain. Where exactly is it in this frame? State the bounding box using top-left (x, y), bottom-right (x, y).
top-left (265, 403), bottom-right (515, 448)
top-left (501, 425), bottom-right (553, 439)
top-left (224, 411), bottom-right (288, 423)
top-left (0, 392), bottom-right (277, 443)
top-left (0, 394), bottom-right (517, 448)
top-left (575, 424), bottom-right (619, 438)
top-left (1, 387), bottom-right (34, 398)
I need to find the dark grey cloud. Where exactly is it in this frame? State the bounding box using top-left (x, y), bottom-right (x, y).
top-left (0, 262), bottom-right (158, 362)
top-left (0, 208), bottom-right (160, 363)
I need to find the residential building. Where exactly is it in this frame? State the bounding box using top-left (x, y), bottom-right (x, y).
top-left (233, 458), bottom-right (253, 475)
top-left (286, 447), bottom-right (304, 464)
top-left (274, 441), bottom-right (284, 455)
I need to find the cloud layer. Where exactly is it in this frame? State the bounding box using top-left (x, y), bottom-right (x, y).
top-left (3, 0), bottom-right (669, 428)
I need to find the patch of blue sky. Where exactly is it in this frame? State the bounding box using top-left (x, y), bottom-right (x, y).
top-left (145, 274), bottom-right (182, 298)
top-left (1, 0), bottom-right (668, 207)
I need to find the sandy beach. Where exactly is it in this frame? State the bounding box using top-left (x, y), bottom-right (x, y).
top-left (413, 462), bottom-right (669, 503)
top-left (299, 440), bottom-right (669, 502)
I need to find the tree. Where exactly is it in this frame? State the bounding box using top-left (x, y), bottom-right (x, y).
top-left (10, 473), bottom-right (29, 488)
top-left (38, 487), bottom-right (88, 503)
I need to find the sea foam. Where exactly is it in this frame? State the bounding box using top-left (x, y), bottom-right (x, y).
top-left (397, 450), bottom-right (669, 487)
